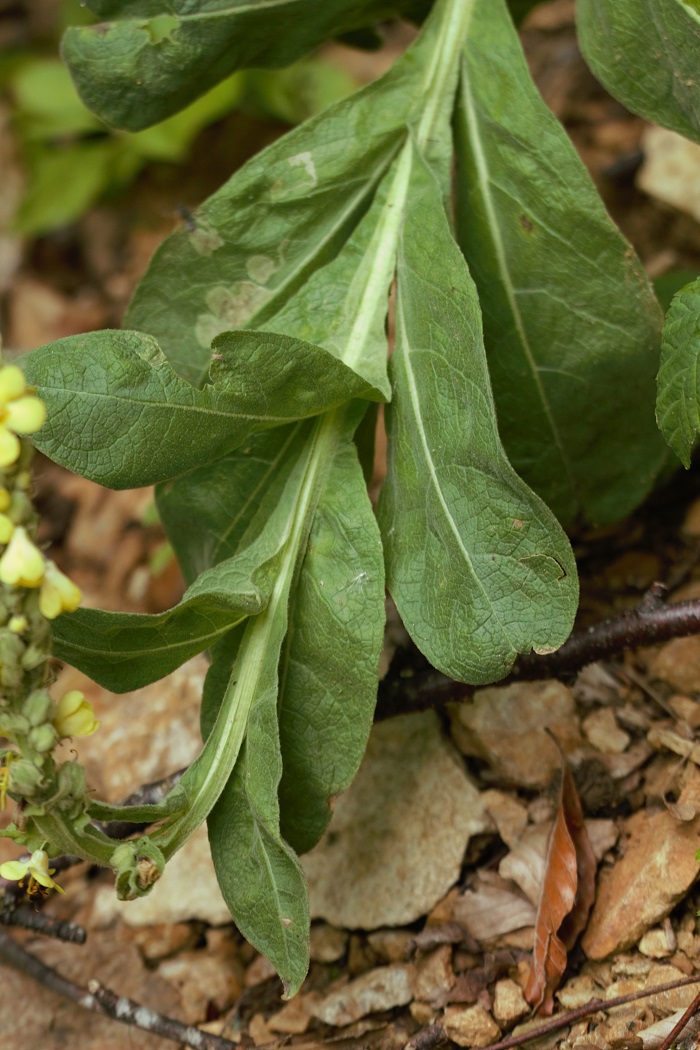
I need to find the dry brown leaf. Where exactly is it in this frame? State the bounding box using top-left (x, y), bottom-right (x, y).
top-left (524, 748), bottom-right (596, 1014)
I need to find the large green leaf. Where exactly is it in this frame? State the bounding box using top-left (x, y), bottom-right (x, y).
top-left (577, 0), bottom-right (700, 144)
top-left (657, 277), bottom-right (700, 466)
top-left (124, 20), bottom-right (445, 387)
top-left (454, 0), bottom-right (666, 525)
top-left (378, 144), bottom-right (578, 685)
top-left (277, 440), bottom-right (384, 854)
top-left (52, 435), bottom-right (316, 691)
top-left (62, 0), bottom-right (418, 130)
top-left (23, 329), bottom-right (383, 488)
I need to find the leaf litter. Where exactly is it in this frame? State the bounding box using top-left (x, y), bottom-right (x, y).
top-left (6, 2), bottom-right (700, 1049)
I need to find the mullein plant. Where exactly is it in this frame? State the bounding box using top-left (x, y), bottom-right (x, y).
top-left (0, 360), bottom-right (102, 898)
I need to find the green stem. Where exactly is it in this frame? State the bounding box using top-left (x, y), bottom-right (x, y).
top-left (33, 811), bottom-right (115, 867)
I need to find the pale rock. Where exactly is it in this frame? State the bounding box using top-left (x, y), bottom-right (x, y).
top-left (410, 945), bottom-right (455, 1003)
top-left (454, 871), bottom-right (536, 942)
top-left (304, 713), bottom-right (491, 929)
top-left (493, 928), bottom-right (534, 951)
top-left (644, 963), bottom-right (699, 1012)
top-left (556, 974), bottom-right (599, 1009)
top-left (313, 964), bottom-right (413, 1027)
top-left (601, 740), bottom-right (652, 781)
top-left (669, 695), bottom-right (700, 730)
top-left (132, 922), bottom-right (198, 963)
top-left (159, 949), bottom-right (243, 1023)
top-left (492, 979), bottom-right (529, 1025)
top-left (611, 956), bottom-right (651, 978)
top-left (448, 680), bottom-right (582, 788)
top-left (647, 725), bottom-right (700, 766)
top-left (249, 1013), bottom-right (274, 1046)
top-left (268, 991), bottom-right (324, 1034)
top-left (481, 790), bottom-right (529, 847)
top-left (638, 928), bottom-right (674, 959)
top-left (91, 823), bottom-right (230, 927)
top-left (637, 127), bottom-right (700, 223)
top-left (310, 923), bottom-right (348, 963)
top-left (245, 953), bottom-right (278, 987)
top-left (582, 809), bottom-right (700, 958)
top-left (410, 1002), bottom-right (438, 1025)
top-left (649, 637), bottom-right (700, 694)
top-left (583, 708), bottom-right (630, 754)
top-left (605, 977), bottom-right (644, 1000)
top-left (443, 1005), bottom-right (501, 1048)
top-left (367, 929), bottom-right (413, 963)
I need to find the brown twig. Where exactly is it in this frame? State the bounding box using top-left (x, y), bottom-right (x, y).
top-left (376, 587), bottom-right (700, 719)
top-left (0, 929), bottom-right (239, 1049)
top-left (0, 900), bottom-right (86, 943)
top-left (657, 985), bottom-right (700, 1050)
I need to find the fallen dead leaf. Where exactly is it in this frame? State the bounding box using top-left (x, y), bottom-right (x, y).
top-left (525, 750), bottom-right (596, 1014)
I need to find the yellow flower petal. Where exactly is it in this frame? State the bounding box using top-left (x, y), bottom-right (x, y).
top-left (0, 859), bottom-right (29, 881)
top-left (0, 425), bottom-right (19, 467)
top-left (53, 690), bottom-right (99, 738)
top-left (8, 615), bottom-right (27, 633)
top-left (0, 366), bottom-right (27, 404)
top-left (0, 513), bottom-right (13, 544)
top-left (39, 560), bottom-right (82, 619)
top-left (0, 526), bottom-right (45, 587)
top-left (0, 488), bottom-right (10, 512)
top-left (6, 396), bottom-right (46, 434)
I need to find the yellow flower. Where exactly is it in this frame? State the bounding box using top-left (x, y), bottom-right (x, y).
top-left (0, 365), bottom-right (46, 468)
top-left (0, 489), bottom-right (10, 512)
top-left (8, 615), bottom-right (27, 634)
top-left (0, 513), bottom-right (13, 544)
top-left (0, 526), bottom-right (44, 587)
top-left (39, 560), bottom-right (81, 619)
top-left (0, 848), bottom-right (64, 895)
top-left (53, 690), bottom-right (100, 738)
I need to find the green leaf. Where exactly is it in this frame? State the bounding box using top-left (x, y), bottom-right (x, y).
top-left (123, 22), bottom-right (442, 387)
top-left (657, 277), bottom-right (700, 466)
top-left (246, 57), bottom-right (357, 126)
top-left (61, 0), bottom-right (418, 130)
top-left (378, 143), bottom-right (578, 685)
top-left (576, 0), bottom-right (700, 144)
top-left (23, 329), bottom-right (385, 488)
top-left (51, 437), bottom-right (316, 690)
top-left (14, 141), bottom-right (116, 236)
top-left (278, 439), bottom-right (385, 854)
top-left (11, 58), bottom-right (102, 139)
top-left (454, 0), bottom-right (666, 525)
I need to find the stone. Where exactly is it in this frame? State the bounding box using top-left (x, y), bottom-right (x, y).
top-left (669, 695), bottom-right (700, 730)
top-left (159, 949), bottom-right (243, 1023)
top-left (644, 963), bottom-right (699, 1012)
top-left (481, 790), bottom-right (529, 848)
top-left (410, 945), bottom-right (455, 1003)
top-left (268, 991), bottom-right (325, 1034)
top-left (442, 1005), bottom-right (501, 1048)
top-left (449, 681), bottom-right (582, 788)
top-left (91, 823), bottom-right (230, 927)
top-left (583, 708), bottom-right (630, 754)
top-left (132, 922), bottom-right (198, 963)
top-left (556, 974), bottom-right (599, 1010)
top-left (638, 928), bottom-right (674, 959)
top-left (637, 126), bottom-right (700, 223)
top-left (367, 929), bottom-right (413, 964)
top-left (310, 923), bottom-right (348, 963)
top-left (649, 637), bottom-right (700, 695)
top-left (304, 713), bottom-right (491, 929)
top-left (492, 979), bottom-right (529, 1025)
top-left (582, 809), bottom-right (700, 958)
top-left (313, 964), bottom-right (414, 1027)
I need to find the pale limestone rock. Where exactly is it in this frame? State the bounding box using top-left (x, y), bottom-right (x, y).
top-left (649, 636), bottom-right (700, 694)
top-left (582, 809), bottom-right (700, 958)
top-left (638, 928), bottom-right (674, 959)
top-left (132, 922), bottom-right (197, 963)
top-left (443, 1005), bottom-right (501, 1048)
top-left (493, 979), bottom-right (529, 1025)
top-left (449, 681), bottom-right (582, 788)
top-left (669, 695), bottom-right (700, 730)
top-left (367, 929), bottom-right (413, 963)
top-left (304, 713), bottom-right (491, 929)
top-left (313, 964), bottom-right (413, 1027)
top-left (481, 790), bottom-right (529, 848)
top-left (644, 963), bottom-right (699, 1011)
top-left (90, 823), bottom-right (230, 927)
top-left (268, 991), bottom-right (324, 1034)
top-left (582, 708), bottom-right (630, 754)
top-left (310, 923), bottom-right (348, 963)
top-left (556, 974), bottom-right (599, 1009)
top-left (245, 953), bottom-right (277, 987)
top-left (410, 945), bottom-right (455, 1003)
top-left (249, 1013), bottom-right (274, 1046)
top-left (410, 1002), bottom-right (438, 1025)
top-left (637, 127), bottom-right (700, 223)
top-left (159, 950), bottom-right (243, 1023)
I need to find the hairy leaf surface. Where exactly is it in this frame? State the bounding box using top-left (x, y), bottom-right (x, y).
top-left (454, 0), bottom-right (666, 525)
top-left (23, 329), bottom-right (383, 487)
top-left (577, 0), bottom-right (700, 144)
top-left (378, 145), bottom-right (578, 684)
top-left (125, 20), bottom-right (444, 386)
top-left (657, 277), bottom-right (700, 466)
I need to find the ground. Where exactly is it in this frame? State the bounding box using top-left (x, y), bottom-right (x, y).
top-left (3, 1), bottom-right (700, 1048)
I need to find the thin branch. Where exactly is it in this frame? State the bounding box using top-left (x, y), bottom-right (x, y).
top-left (377, 588), bottom-right (700, 719)
top-left (657, 985), bottom-right (700, 1050)
top-left (0, 929), bottom-right (239, 1049)
top-left (0, 899), bottom-right (86, 943)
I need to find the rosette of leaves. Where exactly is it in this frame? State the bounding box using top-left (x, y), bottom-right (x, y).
top-left (22, 0), bottom-right (683, 994)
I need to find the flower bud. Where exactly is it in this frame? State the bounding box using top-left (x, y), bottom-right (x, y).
top-left (39, 561), bottom-right (81, 619)
top-left (8, 758), bottom-right (44, 797)
top-left (52, 691), bottom-right (99, 738)
top-left (0, 527), bottom-right (44, 587)
top-left (23, 689), bottom-right (53, 727)
top-left (28, 723), bottom-right (59, 754)
top-left (5, 397), bottom-right (46, 435)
